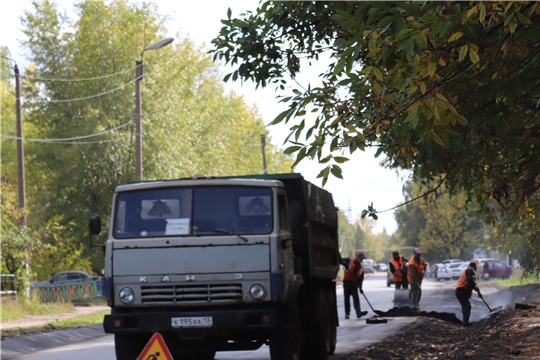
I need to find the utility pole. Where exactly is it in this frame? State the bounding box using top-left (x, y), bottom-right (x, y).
top-left (133, 37), bottom-right (174, 182)
top-left (135, 60), bottom-right (143, 181)
top-left (260, 134), bottom-right (268, 174)
top-left (14, 64), bottom-right (26, 226)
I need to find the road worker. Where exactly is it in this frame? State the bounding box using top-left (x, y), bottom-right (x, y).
top-left (407, 247), bottom-right (425, 311)
top-left (389, 251), bottom-right (408, 289)
top-left (455, 261), bottom-right (479, 326)
top-left (339, 252), bottom-right (368, 319)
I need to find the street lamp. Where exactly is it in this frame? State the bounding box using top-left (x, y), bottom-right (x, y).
top-left (2, 56), bottom-right (26, 226)
top-left (135, 37), bottom-right (174, 181)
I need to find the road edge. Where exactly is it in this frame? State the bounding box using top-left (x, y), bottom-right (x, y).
top-left (1, 324), bottom-right (106, 359)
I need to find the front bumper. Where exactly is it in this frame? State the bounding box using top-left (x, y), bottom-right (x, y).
top-left (103, 307), bottom-right (284, 335)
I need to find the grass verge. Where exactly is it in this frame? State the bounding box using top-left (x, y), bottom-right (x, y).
top-left (484, 270), bottom-right (539, 287)
top-left (1, 294), bottom-right (75, 322)
top-left (1, 309), bottom-right (109, 340)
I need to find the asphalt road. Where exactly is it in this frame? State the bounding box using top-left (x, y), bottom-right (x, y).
top-left (5, 273), bottom-right (506, 360)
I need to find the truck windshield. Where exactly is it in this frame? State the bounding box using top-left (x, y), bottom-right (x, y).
top-left (113, 186), bottom-right (273, 238)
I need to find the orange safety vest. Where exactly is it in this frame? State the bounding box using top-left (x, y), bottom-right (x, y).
top-left (389, 256), bottom-right (405, 283)
top-left (343, 258), bottom-right (362, 282)
top-left (456, 267), bottom-right (474, 294)
top-left (407, 256), bottom-right (424, 284)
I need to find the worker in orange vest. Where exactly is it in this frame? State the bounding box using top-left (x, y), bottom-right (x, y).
top-left (407, 247), bottom-right (425, 311)
top-left (455, 261), bottom-right (479, 326)
top-left (339, 253), bottom-right (368, 319)
top-left (389, 251), bottom-right (408, 289)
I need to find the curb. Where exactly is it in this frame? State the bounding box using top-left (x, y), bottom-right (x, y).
top-left (1, 325), bottom-right (106, 359)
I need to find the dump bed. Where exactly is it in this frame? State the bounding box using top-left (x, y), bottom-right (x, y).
top-left (228, 173), bottom-right (339, 281)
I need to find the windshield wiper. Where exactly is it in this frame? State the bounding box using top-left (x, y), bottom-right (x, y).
top-left (196, 228), bottom-right (249, 243)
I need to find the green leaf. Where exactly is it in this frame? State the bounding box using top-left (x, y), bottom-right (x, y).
top-left (283, 146), bottom-right (302, 155)
top-left (440, 22), bottom-right (453, 38)
top-left (516, 12), bottom-right (531, 25)
top-left (320, 155), bottom-right (332, 164)
top-left (333, 57), bottom-right (347, 75)
top-left (270, 109), bottom-right (291, 125)
top-left (372, 67), bottom-right (383, 81)
top-left (317, 166), bottom-right (331, 179)
top-left (459, 44), bottom-right (468, 62)
top-left (479, 3), bottom-right (486, 22)
top-left (333, 156), bottom-right (349, 164)
top-left (457, 115), bottom-right (468, 126)
top-left (469, 48), bottom-right (480, 64)
top-left (448, 32), bottom-right (463, 42)
top-left (429, 130), bottom-right (445, 146)
top-left (331, 165), bottom-right (343, 179)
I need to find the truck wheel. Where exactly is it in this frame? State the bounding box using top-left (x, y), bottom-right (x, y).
top-left (307, 291), bottom-right (335, 359)
top-left (326, 289), bottom-right (337, 356)
top-left (269, 305), bottom-right (303, 360)
top-left (114, 333), bottom-right (149, 360)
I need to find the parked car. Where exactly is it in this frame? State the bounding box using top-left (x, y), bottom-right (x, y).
top-left (437, 264), bottom-right (452, 280)
top-left (442, 259), bottom-right (465, 265)
top-left (448, 262), bottom-right (467, 279)
top-left (363, 259), bottom-right (375, 273)
top-left (387, 270), bottom-right (395, 287)
top-left (34, 271), bottom-right (101, 287)
top-left (483, 260), bottom-right (513, 279)
top-left (377, 263), bottom-right (388, 272)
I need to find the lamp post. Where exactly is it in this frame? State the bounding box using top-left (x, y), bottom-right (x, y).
top-left (260, 134), bottom-right (268, 174)
top-left (135, 37), bottom-right (174, 181)
top-left (2, 56), bottom-right (26, 226)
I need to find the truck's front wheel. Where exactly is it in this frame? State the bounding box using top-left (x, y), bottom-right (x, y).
top-left (269, 305), bottom-right (303, 360)
top-left (114, 333), bottom-right (150, 360)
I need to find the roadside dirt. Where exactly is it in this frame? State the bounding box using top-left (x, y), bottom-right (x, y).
top-left (339, 284), bottom-right (540, 360)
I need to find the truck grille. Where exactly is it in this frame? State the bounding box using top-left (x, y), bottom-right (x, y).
top-left (140, 283), bottom-right (243, 305)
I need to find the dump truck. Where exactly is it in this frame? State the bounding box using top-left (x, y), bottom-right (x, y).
top-left (89, 173), bottom-right (340, 360)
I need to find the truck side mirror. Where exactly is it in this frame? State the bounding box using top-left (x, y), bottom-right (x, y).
top-left (89, 214), bottom-right (101, 235)
top-left (89, 214), bottom-right (105, 255)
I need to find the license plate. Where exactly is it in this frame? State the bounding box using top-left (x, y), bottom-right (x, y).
top-left (171, 316), bottom-right (213, 328)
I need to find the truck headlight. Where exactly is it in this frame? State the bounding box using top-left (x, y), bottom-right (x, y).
top-left (249, 284), bottom-right (266, 299)
top-left (119, 287), bottom-right (135, 304)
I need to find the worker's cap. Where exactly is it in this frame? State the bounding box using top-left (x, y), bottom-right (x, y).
top-left (392, 251), bottom-right (399, 256)
top-left (355, 252), bottom-right (365, 258)
top-left (413, 247), bottom-right (422, 255)
top-left (469, 261), bottom-right (478, 268)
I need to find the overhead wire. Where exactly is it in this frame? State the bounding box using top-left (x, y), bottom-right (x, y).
top-left (36, 76), bottom-right (142, 103)
top-left (0, 121), bottom-right (133, 143)
top-left (20, 65), bottom-right (139, 82)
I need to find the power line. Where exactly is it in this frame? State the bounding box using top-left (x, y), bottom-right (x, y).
top-left (35, 77), bottom-right (142, 103)
top-left (0, 121), bottom-right (133, 143)
top-left (20, 65), bottom-right (138, 82)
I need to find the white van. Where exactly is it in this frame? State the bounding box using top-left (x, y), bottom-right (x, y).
top-left (363, 259), bottom-right (374, 274)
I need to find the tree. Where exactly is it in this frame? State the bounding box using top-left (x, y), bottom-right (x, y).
top-left (212, 1), bottom-right (540, 272)
top-left (10, 0), bottom-right (293, 276)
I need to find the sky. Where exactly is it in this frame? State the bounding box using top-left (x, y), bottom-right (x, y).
top-left (0, 0), bottom-right (410, 234)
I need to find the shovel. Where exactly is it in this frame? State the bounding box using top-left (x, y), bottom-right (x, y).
top-left (477, 289), bottom-right (502, 312)
top-left (362, 292), bottom-right (387, 322)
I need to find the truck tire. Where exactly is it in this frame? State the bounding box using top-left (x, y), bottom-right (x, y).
top-left (269, 304), bottom-right (303, 360)
top-left (327, 289), bottom-right (337, 355)
top-left (114, 333), bottom-right (150, 360)
top-left (308, 290), bottom-right (333, 359)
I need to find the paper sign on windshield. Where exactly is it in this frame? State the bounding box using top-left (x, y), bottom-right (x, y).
top-left (165, 218), bottom-right (190, 235)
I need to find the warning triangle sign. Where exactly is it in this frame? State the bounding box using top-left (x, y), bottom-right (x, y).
top-left (137, 332), bottom-right (174, 360)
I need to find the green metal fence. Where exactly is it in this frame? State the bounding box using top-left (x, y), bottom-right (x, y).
top-left (30, 280), bottom-right (102, 302)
